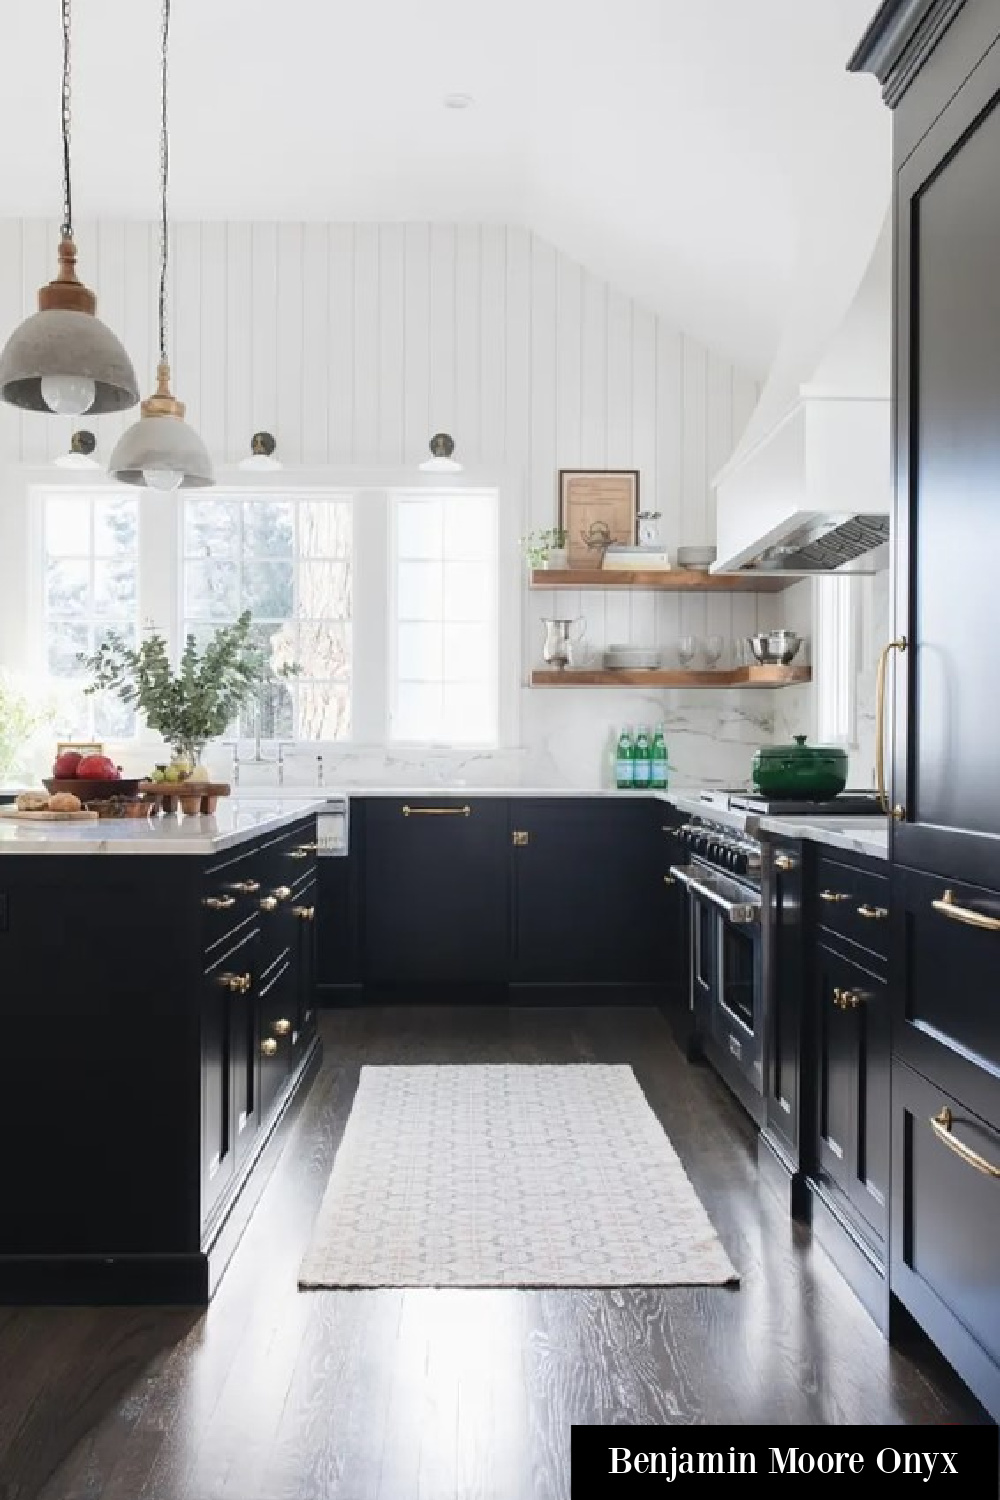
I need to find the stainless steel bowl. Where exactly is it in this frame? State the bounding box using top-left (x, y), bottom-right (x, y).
top-left (747, 630), bottom-right (803, 665)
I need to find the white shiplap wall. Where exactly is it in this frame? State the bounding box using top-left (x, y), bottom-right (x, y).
top-left (0, 219), bottom-right (781, 784)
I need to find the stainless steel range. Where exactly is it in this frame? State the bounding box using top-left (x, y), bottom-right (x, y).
top-left (669, 786), bottom-right (885, 1121)
top-left (670, 811), bottom-right (767, 1121)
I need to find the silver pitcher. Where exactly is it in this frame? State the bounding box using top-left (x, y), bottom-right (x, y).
top-left (541, 617), bottom-right (586, 670)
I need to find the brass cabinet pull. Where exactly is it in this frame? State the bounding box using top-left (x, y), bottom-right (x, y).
top-left (775, 854), bottom-right (795, 872)
top-left (260, 896), bottom-right (279, 912)
top-left (273, 1018), bottom-right (292, 1036)
top-left (288, 849), bottom-right (311, 860)
top-left (402, 804), bottom-right (471, 817)
top-left (274, 886), bottom-right (292, 901)
top-left (832, 986), bottom-right (863, 1010)
top-left (296, 841), bottom-right (319, 852)
top-left (292, 905), bottom-right (316, 921)
top-left (663, 875), bottom-right (676, 886)
top-left (875, 636), bottom-right (907, 814)
top-left (930, 1107), bottom-right (1000, 1179)
top-left (219, 972), bottom-right (251, 994)
top-left (261, 1037), bottom-right (278, 1058)
top-left (857, 903), bottom-right (888, 920)
top-left (932, 888), bottom-right (1000, 933)
top-left (232, 879), bottom-right (260, 894)
top-left (204, 894), bottom-right (236, 910)
top-left (512, 830), bottom-right (530, 846)
top-left (820, 890), bottom-right (851, 904)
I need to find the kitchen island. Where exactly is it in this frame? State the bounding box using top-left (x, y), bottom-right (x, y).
top-left (0, 800), bottom-right (324, 1304)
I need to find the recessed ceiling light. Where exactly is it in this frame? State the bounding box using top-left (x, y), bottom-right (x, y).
top-left (443, 93), bottom-right (474, 110)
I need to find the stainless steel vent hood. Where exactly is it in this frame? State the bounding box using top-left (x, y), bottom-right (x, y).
top-left (713, 219), bottom-right (891, 577)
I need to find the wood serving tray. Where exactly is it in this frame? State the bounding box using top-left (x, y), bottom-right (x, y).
top-left (138, 782), bottom-right (231, 815)
top-left (0, 808), bottom-right (100, 822)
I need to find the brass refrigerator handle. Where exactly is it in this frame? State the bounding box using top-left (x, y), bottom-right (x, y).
top-left (875, 636), bottom-right (907, 815)
top-left (402, 805), bottom-right (471, 817)
top-left (932, 888), bottom-right (1000, 932)
top-left (930, 1107), bottom-right (1000, 1179)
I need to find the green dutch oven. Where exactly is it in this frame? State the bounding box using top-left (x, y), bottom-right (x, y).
top-left (751, 734), bottom-right (848, 801)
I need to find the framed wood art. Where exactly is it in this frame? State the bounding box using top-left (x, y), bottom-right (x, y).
top-left (56, 740), bottom-right (104, 759)
top-left (558, 470), bottom-right (640, 567)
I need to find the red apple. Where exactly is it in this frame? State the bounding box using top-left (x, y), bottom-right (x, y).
top-left (76, 754), bottom-right (120, 780)
top-left (52, 750), bottom-right (82, 778)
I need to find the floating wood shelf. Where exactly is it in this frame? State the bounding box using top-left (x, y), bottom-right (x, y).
top-left (529, 666), bottom-right (811, 689)
top-left (529, 568), bottom-right (797, 593)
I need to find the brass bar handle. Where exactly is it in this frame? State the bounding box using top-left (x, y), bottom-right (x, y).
top-left (932, 888), bottom-right (1000, 932)
top-left (875, 636), bottom-right (907, 814)
top-left (219, 972), bottom-right (251, 994)
top-left (232, 879), bottom-right (260, 894)
top-left (857, 904), bottom-right (888, 920)
top-left (820, 890), bottom-right (851, 903)
top-left (930, 1107), bottom-right (1000, 1179)
top-left (292, 905), bottom-right (316, 921)
top-left (403, 804), bottom-right (472, 817)
top-left (204, 894), bottom-right (236, 910)
top-left (774, 854), bottom-right (795, 872)
top-left (288, 849), bottom-right (311, 860)
top-left (297, 842), bottom-right (319, 852)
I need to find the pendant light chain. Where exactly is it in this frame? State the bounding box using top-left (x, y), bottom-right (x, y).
top-left (60, 0), bottom-right (74, 240)
top-left (157, 0), bottom-right (171, 365)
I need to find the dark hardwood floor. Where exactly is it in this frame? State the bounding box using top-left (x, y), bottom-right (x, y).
top-left (0, 1005), bottom-right (987, 1500)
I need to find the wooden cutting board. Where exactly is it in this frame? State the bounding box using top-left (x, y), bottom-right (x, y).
top-left (0, 808), bottom-right (100, 822)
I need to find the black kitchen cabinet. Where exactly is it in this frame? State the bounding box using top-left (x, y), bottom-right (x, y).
top-left (362, 798), bottom-right (509, 989)
top-left (0, 814), bottom-right (320, 1305)
top-left (851, 0), bottom-right (1000, 1416)
top-left (510, 798), bottom-right (667, 989)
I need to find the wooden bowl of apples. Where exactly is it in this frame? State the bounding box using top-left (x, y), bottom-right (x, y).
top-left (44, 750), bottom-right (140, 803)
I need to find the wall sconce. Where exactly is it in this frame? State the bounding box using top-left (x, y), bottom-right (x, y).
top-left (55, 429), bottom-right (100, 470)
top-left (419, 432), bottom-right (463, 473)
top-left (239, 431), bottom-right (282, 472)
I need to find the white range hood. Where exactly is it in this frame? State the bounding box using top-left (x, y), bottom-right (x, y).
top-left (713, 218), bottom-right (891, 577)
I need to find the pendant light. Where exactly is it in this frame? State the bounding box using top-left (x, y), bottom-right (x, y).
top-left (55, 429), bottom-right (100, 470)
top-left (239, 431), bottom-right (282, 472)
top-left (109, 0), bottom-right (213, 490)
top-left (0, 1), bottom-right (138, 415)
top-left (419, 432), bottom-right (463, 473)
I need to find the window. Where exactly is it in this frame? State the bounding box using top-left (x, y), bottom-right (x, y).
top-left (42, 492), bottom-right (139, 739)
top-left (389, 490), bottom-right (498, 744)
top-left (182, 495), bottom-right (353, 740)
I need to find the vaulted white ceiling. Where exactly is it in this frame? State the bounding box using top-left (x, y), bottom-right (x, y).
top-left (0, 0), bottom-right (889, 376)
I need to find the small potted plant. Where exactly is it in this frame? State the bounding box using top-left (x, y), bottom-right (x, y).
top-left (81, 611), bottom-right (297, 775)
top-left (521, 527), bottom-right (568, 570)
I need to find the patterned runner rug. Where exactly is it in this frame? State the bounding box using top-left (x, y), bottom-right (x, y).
top-left (299, 1064), bottom-right (738, 1289)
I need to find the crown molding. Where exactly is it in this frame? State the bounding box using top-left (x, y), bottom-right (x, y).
top-left (848, 0), bottom-right (969, 106)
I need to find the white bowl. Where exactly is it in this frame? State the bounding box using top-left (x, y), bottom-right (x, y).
top-left (676, 545), bottom-right (718, 570)
top-left (604, 645), bottom-right (662, 670)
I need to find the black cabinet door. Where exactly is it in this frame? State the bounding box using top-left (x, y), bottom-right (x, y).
top-left (202, 925), bottom-right (258, 1219)
top-left (363, 798), bottom-right (509, 985)
top-left (510, 799), bottom-right (663, 984)
top-left (292, 874), bottom-right (318, 1054)
top-left (815, 943), bottom-right (889, 1246)
top-left (258, 952), bottom-right (295, 1119)
top-left (893, 40), bottom-right (1000, 888)
top-left (763, 839), bottom-right (804, 1158)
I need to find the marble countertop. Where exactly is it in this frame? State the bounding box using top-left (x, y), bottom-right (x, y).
top-left (757, 815), bottom-right (889, 861)
top-left (0, 797), bottom-right (327, 856)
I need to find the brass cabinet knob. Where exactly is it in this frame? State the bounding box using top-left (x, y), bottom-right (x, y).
top-left (292, 904), bottom-right (316, 921)
top-left (274, 885), bottom-right (292, 902)
top-left (775, 854), bottom-right (795, 872)
top-left (220, 972), bottom-right (251, 994)
top-left (261, 1037), bottom-right (278, 1057)
top-left (273, 1018), bottom-right (292, 1036)
top-left (204, 894), bottom-right (236, 910)
top-left (512, 831), bottom-right (530, 847)
top-left (232, 879), bottom-right (260, 894)
top-left (663, 875), bottom-right (676, 886)
top-left (260, 896), bottom-right (279, 912)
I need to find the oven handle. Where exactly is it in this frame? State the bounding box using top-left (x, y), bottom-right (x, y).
top-left (669, 864), bottom-right (761, 926)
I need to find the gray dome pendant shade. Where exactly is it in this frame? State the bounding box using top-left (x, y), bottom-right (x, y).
top-left (109, 0), bottom-right (213, 491)
top-left (0, 0), bottom-right (138, 416)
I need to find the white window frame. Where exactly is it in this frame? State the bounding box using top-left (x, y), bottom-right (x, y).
top-left (19, 465), bottom-right (522, 757)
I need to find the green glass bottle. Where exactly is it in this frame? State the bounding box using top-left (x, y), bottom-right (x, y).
top-left (633, 725), bottom-right (652, 788)
top-left (615, 726), bottom-right (635, 790)
top-left (651, 722), bottom-right (668, 790)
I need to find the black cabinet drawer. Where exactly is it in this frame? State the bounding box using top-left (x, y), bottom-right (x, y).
top-left (815, 855), bottom-right (889, 960)
top-left (892, 1059), bottom-right (1000, 1421)
top-left (891, 864), bottom-right (1000, 1122)
top-left (202, 848), bottom-right (261, 956)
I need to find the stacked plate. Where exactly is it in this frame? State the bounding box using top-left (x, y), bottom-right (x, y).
top-left (603, 644), bottom-right (662, 671)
